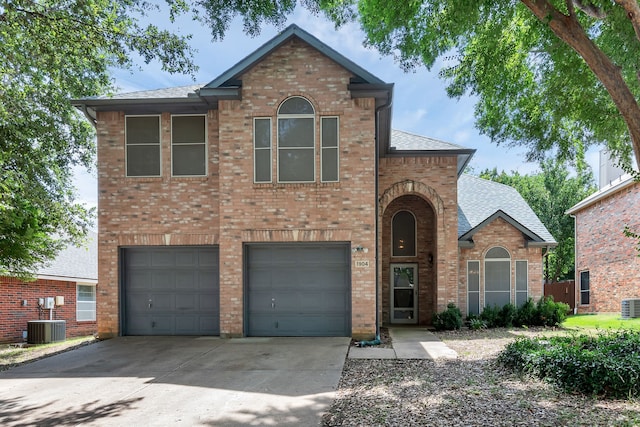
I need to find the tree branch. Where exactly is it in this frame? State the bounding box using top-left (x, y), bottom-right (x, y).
top-left (573, 0), bottom-right (607, 19)
top-left (521, 0), bottom-right (640, 171)
top-left (615, 0), bottom-right (640, 46)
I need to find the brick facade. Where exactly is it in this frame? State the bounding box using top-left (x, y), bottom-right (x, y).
top-left (0, 276), bottom-right (96, 343)
top-left (573, 180), bottom-right (640, 313)
top-left (96, 39), bottom-right (377, 339)
top-left (458, 218), bottom-right (544, 316)
top-left (90, 30), bottom-right (548, 339)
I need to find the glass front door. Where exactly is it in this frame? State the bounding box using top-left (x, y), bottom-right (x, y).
top-left (390, 263), bottom-right (418, 324)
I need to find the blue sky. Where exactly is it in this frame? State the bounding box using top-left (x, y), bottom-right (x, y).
top-left (73, 7), bottom-right (603, 209)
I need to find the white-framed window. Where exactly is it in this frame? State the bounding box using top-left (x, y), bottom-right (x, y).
top-left (277, 96), bottom-right (315, 182)
top-left (125, 115), bottom-right (161, 177)
top-left (392, 210), bottom-right (417, 257)
top-left (321, 116), bottom-right (339, 182)
top-left (484, 246), bottom-right (511, 307)
top-left (515, 260), bottom-right (528, 306)
top-left (580, 270), bottom-right (590, 305)
top-left (76, 284), bottom-right (96, 321)
top-left (254, 117), bottom-right (272, 183)
top-left (467, 260), bottom-right (480, 316)
top-left (171, 115), bottom-right (207, 176)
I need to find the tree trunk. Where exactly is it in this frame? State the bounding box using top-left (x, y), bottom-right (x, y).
top-left (522, 0), bottom-right (640, 170)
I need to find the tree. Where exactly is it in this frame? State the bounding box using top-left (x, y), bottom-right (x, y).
top-left (480, 161), bottom-right (596, 282)
top-left (0, 1), bottom-right (197, 279)
top-left (198, 0), bottom-right (640, 172)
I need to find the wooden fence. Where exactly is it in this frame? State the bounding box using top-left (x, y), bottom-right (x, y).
top-left (544, 280), bottom-right (576, 311)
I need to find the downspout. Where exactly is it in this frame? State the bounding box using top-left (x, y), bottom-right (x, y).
top-left (570, 214), bottom-right (578, 314)
top-left (362, 94), bottom-right (392, 346)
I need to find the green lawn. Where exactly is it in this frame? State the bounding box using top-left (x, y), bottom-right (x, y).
top-left (562, 313), bottom-right (640, 330)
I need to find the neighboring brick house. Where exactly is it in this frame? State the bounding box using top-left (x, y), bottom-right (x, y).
top-left (567, 174), bottom-right (640, 313)
top-left (73, 25), bottom-right (555, 340)
top-left (0, 232), bottom-right (97, 343)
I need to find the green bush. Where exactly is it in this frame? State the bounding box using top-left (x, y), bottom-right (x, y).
top-left (433, 303), bottom-right (463, 331)
top-left (536, 296), bottom-right (570, 326)
top-left (498, 303), bottom-right (517, 328)
top-left (514, 298), bottom-right (537, 327)
top-left (480, 305), bottom-right (500, 328)
top-left (498, 330), bottom-right (640, 399)
top-left (468, 317), bottom-right (486, 330)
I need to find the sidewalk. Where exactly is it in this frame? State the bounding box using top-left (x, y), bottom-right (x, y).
top-left (348, 327), bottom-right (458, 360)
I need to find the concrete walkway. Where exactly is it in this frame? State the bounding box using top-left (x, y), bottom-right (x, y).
top-left (348, 327), bottom-right (458, 360)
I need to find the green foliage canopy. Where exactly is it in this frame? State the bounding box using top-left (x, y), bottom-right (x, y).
top-left (480, 160), bottom-right (596, 282)
top-left (197, 0), bottom-right (640, 171)
top-left (0, 0), bottom-right (197, 279)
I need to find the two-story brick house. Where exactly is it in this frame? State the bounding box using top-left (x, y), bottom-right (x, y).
top-left (74, 25), bottom-right (556, 340)
top-left (567, 174), bottom-right (640, 313)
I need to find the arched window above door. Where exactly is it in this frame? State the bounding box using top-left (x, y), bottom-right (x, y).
top-left (392, 210), bottom-right (416, 257)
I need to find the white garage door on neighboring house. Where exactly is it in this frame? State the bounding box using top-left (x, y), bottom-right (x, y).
top-left (246, 243), bottom-right (351, 337)
top-left (122, 246), bottom-right (219, 336)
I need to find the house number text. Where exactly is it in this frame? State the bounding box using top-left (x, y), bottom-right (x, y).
top-left (355, 260), bottom-right (370, 268)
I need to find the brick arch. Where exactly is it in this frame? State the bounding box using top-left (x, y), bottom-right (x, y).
top-left (379, 180), bottom-right (444, 217)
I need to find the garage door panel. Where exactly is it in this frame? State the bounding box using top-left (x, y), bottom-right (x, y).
top-left (247, 244), bottom-right (350, 337)
top-left (151, 250), bottom-right (173, 267)
top-left (175, 293), bottom-right (197, 310)
top-left (126, 250), bottom-right (150, 267)
top-left (152, 271), bottom-right (176, 290)
top-left (123, 246), bottom-right (219, 336)
top-left (176, 271), bottom-right (196, 289)
top-left (175, 250), bottom-right (197, 267)
top-left (197, 269), bottom-right (218, 289)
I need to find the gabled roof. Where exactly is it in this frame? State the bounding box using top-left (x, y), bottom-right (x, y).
top-left (390, 130), bottom-right (475, 177)
top-left (72, 24), bottom-right (394, 149)
top-left (37, 231), bottom-right (98, 283)
top-left (566, 173), bottom-right (636, 215)
top-left (458, 174), bottom-right (556, 247)
top-left (204, 24), bottom-right (386, 89)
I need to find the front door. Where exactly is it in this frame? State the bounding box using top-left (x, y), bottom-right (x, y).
top-left (390, 263), bottom-right (418, 324)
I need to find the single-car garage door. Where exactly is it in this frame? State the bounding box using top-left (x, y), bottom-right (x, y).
top-left (123, 246), bottom-right (219, 336)
top-left (246, 243), bottom-right (351, 337)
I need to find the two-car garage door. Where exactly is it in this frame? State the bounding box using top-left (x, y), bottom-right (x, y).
top-left (122, 243), bottom-right (350, 337)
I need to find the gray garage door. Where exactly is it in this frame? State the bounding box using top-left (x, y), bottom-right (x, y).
top-left (246, 243), bottom-right (350, 337)
top-left (123, 246), bottom-right (219, 336)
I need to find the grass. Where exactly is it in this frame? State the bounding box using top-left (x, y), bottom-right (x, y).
top-left (561, 313), bottom-right (640, 330)
top-left (0, 336), bottom-right (96, 371)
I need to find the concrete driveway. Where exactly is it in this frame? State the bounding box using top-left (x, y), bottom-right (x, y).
top-left (0, 336), bottom-right (350, 426)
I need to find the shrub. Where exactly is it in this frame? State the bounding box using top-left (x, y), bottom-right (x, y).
top-left (480, 305), bottom-right (500, 328)
top-left (514, 298), bottom-right (537, 327)
top-left (536, 296), bottom-right (570, 326)
top-left (498, 330), bottom-right (640, 399)
top-left (498, 303), bottom-right (517, 328)
top-left (433, 303), bottom-right (463, 331)
top-left (468, 317), bottom-right (486, 330)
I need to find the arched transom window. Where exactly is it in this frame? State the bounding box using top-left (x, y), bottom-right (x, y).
top-left (392, 210), bottom-right (416, 257)
top-left (277, 97), bottom-right (315, 182)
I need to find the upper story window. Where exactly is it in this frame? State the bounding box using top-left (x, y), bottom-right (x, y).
top-left (254, 117), bottom-right (272, 183)
top-left (392, 210), bottom-right (416, 257)
top-left (321, 117), bottom-right (339, 182)
top-left (277, 97), bottom-right (315, 182)
top-left (172, 115), bottom-right (206, 176)
top-left (125, 115), bottom-right (161, 177)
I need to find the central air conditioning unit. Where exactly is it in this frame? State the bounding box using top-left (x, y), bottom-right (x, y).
top-left (27, 320), bottom-right (66, 344)
top-left (621, 299), bottom-right (640, 319)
